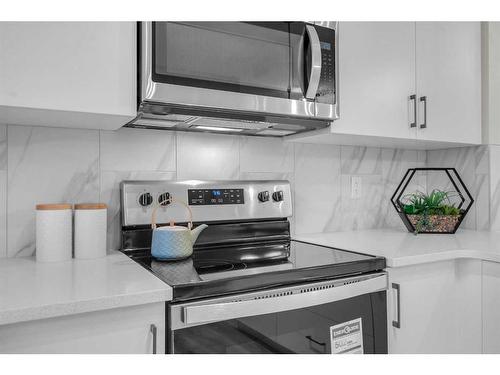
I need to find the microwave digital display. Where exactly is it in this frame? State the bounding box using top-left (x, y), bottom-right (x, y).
top-left (320, 41), bottom-right (331, 50)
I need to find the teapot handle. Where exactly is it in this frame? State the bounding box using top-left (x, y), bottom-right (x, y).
top-left (151, 197), bottom-right (193, 230)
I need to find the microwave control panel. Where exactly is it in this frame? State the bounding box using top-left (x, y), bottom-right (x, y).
top-left (316, 26), bottom-right (336, 104)
top-left (188, 188), bottom-right (244, 205)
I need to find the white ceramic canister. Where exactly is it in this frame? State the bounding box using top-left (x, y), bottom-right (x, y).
top-left (36, 204), bottom-right (73, 263)
top-left (74, 203), bottom-right (107, 259)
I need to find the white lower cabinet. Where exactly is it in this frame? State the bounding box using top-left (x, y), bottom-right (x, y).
top-left (0, 302), bottom-right (165, 354)
top-left (387, 259), bottom-right (482, 354)
top-left (482, 261), bottom-right (500, 353)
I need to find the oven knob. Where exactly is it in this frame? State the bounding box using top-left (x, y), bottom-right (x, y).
top-left (158, 192), bottom-right (171, 206)
top-left (258, 191), bottom-right (270, 202)
top-left (138, 192), bottom-right (153, 207)
top-left (272, 191), bottom-right (284, 202)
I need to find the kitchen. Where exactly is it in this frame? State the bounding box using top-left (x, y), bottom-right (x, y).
top-left (0, 0), bottom-right (499, 371)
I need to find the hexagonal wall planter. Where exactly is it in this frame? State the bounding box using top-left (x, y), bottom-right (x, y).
top-left (391, 168), bottom-right (474, 234)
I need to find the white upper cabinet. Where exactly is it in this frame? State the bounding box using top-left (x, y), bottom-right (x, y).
top-left (415, 22), bottom-right (481, 144)
top-left (333, 22), bottom-right (417, 140)
top-left (0, 22), bottom-right (136, 130)
top-left (289, 22), bottom-right (482, 148)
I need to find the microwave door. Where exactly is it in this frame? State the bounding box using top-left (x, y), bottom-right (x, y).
top-left (153, 22), bottom-right (292, 98)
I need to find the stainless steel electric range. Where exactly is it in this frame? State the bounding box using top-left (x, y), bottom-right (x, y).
top-left (120, 180), bottom-right (388, 354)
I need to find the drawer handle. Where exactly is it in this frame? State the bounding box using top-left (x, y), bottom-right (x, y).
top-left (150, 324), bottom-right (157, 354)
top-left (392, 283), bottom-right (401, 329)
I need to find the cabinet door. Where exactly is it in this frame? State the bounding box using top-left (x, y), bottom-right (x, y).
top-left (0, 22), bottom-right (136, 130)
top-left (0, 303), bottom-right (165, 354)
top-left (482, 261), bottom-right (500, 353)
top-left (332, 22), bottom-right (416, 140)
top-left (387, 260), bottom-right (481, 354)
top-left (415, 22), bottom-right (481, 143)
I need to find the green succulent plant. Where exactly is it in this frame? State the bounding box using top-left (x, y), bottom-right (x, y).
top-left (401, 189), bottom-right (461, 216)
top-left (400, 189), bottom-right (463, 234)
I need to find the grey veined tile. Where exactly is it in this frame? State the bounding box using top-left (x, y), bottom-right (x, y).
top-left (474, 173), bottom-right (490, 231)
top-left (474, 145), bottom-right (489, 175)
top-left (381, 148), bottom-right (419, 184)
top-left (294, 143), bottom-right (342, 234)
top-left (100, 127), bottom-right (176, 172)
top-left (7, 126), bottom-right (99, 257)
top-left (340, 174), bottom-right (385, 231)
top-left (426, 147), bottom-right (476, 194)
top-left (341, 146), bottom-right (382, 175)
top-left (489, 146), bottom-right (500, 231)
top-left (240, 137), bottom-right (294, 173)
top-left (176, 132), bottom-right (239, 180)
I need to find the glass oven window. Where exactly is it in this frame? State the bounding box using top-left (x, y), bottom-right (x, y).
top-left (170, 291), bottom-right (387, 354)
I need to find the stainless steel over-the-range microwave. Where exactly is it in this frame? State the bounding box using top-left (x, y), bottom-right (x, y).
top-left (128, 22), bottom-right (339, 137)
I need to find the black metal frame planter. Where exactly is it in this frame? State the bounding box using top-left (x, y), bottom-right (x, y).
top-left (391, 168), bottom-right (474, 234)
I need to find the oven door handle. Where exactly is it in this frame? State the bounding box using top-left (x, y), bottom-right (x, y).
top-left (182, 273), bottom-right (387, 325)
top-left (305, 24), bottom-right (322, 100)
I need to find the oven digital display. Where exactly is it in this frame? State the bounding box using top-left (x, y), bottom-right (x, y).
top-left (188, 189), bottom-right (244, 205)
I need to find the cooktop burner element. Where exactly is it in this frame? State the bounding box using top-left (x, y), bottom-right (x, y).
top-left (120, 180), bottom-right (386, 302)
top-left (193, 260), bottom-right (241, 273)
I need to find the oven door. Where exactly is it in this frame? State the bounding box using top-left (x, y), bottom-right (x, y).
top-left (140, 22), bottom-right (339, 121)
top-left (168, 272), bottom-right (387, 354)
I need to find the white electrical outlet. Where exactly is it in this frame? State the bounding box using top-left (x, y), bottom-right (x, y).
top-left (351, 176), bottom-right (362, 199)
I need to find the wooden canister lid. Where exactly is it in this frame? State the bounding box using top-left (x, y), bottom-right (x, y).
top-left (36, 203), bottom-right (73, 210)
top-left (74, 203), bottom-right (107, 210)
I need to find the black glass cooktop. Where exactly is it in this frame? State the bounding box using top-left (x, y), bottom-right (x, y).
top-left (126, 240), bottom-right (385, 302)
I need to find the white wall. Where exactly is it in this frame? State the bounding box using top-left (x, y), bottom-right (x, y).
top-left (0, 124), bottom-right (426, 258)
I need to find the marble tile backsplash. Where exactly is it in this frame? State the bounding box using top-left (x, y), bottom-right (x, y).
top-left (488, 145), bottom-right (500, 231)
top-left (7, 126), bottom-right (99, 257)
top-left (0, 123), bottom-right (498, 258)
top-left (426, 146), bottom-right (490, 231)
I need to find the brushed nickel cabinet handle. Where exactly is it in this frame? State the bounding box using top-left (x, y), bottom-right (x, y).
top-left (392, 283), bottom-right (401, 329)
top-left (410, 95), bottom-right (417, 128)
top-left (419, 96), bottom-right (427, 129)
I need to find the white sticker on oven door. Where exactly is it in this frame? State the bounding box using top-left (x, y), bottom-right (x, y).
top-left (330, 318), bottom-right (364, 354)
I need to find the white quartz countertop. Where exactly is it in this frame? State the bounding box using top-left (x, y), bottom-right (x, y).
top-left (0, 251), bottom-right (172, 326)
top-left (294, 229), bottom-right (500, 268)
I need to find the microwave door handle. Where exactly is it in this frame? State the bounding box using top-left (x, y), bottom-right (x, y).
top-left (182, 273), bottom-right (387, 326)
top-left (305, 24), bottom-right (322, 100)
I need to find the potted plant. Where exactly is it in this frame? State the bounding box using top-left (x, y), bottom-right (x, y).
top-left (390, 168), bottom-right (474, 234)
top-left (401, 190), bottom-right (463, 233)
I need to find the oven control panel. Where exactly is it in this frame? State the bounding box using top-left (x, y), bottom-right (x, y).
top-left (188, 188), bottom-right (244, 205)
top-left (120, 180), bottom-right (292, 226)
